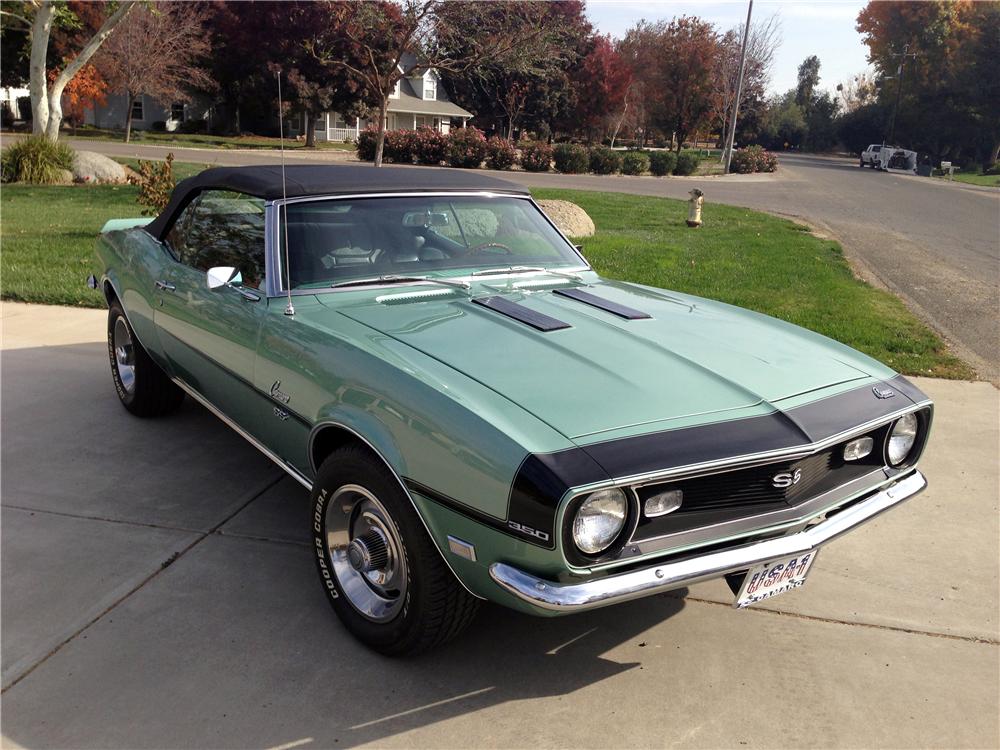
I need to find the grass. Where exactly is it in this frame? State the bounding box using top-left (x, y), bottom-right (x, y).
top-left (64, 126), bottom-right (356, 152)
top-left (0, 162), bottom-right (971, 378)
top-left (935, 172), bottom-right (1000, 187)
top-left (534, 188), bottom-right (972, 379)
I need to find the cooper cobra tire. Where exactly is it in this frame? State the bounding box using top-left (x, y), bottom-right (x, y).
top-left (311, 445), bottom-right (480, 655)
top-left (107, 299), bottom-right (184, 417)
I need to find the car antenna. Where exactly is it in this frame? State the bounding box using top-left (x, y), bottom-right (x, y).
top-left (276, 68), bottom-right (295, 317)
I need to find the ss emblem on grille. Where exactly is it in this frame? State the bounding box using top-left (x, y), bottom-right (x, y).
top-left (772, 468), bottom-right (802, 488)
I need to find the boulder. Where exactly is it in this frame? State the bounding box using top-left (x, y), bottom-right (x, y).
top-left (536, 199), bottom-right (595, 238)
top-left (72, 150), bottom-right (127, 184)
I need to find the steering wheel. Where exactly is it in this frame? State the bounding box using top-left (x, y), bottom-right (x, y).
top-left (468, 242), bottom-right (513, 255)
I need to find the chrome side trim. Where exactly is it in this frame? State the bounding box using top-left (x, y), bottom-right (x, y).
top-left (491, 470), bottom-right (927, 613)
top-left (171, 378), bottom-right (313, 490)
top-left (308, 420), bottom-right (485, 600)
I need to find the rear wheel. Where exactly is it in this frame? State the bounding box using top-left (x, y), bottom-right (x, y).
top-left (107, 299), bottom-right (184, 417)
top-left (310, 445), bottom-right (480, 654)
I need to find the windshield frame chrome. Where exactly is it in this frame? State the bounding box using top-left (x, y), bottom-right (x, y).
top-left (264, 191), bottom-right (592, 299)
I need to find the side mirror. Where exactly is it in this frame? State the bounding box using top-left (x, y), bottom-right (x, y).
top-left (207, 266), bottom-right (241, 290)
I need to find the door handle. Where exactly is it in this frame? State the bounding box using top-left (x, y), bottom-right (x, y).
top-left (155, 280), bottom-right (176, 292)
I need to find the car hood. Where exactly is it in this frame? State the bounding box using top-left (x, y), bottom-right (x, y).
top-left (326, 279), bottom-right (878, 441)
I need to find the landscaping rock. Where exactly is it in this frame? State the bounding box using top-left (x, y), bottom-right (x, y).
top-left (72, 151), bottom-right (127, 184)
top-left (537, 199), bottom-right (595, 237)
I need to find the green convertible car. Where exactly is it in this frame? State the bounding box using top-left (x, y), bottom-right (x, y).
top-left (91, 165), bottom-right (932, 654)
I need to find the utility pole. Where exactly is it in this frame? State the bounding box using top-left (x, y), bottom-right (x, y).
top-left (722, 0), bottom-right (753, 174)
top-left (886, 43), bottom-right (916, 146)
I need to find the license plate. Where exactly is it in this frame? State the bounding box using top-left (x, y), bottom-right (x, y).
top-left (734, 552), bottom-right (817, 608)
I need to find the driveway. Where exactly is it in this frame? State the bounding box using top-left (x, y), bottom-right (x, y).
top-left (44, 139), bottom-right (999, 381)
top-left (2, 302), bottom-right (998, 749)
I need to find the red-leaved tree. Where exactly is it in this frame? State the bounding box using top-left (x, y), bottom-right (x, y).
top-left (570, 35), bottom-right (632, 143)
top-left (98, 3), bottom-right (214, 142)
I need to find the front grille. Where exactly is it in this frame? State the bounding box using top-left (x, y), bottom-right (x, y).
top-left (632, 424), bottom-right (890, 540)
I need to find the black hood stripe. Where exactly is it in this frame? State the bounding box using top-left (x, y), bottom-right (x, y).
top-left (472, 296), bottom-right (571, 332)
top-left (553, 288), bottom-right (652, 320)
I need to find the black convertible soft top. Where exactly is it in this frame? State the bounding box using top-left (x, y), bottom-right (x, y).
top-left (145, 164), bottom-right (529, 241)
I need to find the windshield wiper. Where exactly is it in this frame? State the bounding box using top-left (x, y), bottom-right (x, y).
top-left (330, 275), bottom-right (470, 291)
top-left (471, 266), bottom-right (583, 281)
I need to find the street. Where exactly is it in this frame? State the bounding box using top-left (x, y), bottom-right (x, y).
top-left (1, 302), bottom-right (998, 749)
top-left (49, 139), bottom-right (999, 380)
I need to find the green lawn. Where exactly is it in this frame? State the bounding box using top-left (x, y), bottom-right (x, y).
top-left (534, 188), bottom-right (971, 379)
top-left (66, 127), bottom-right (356, 152)
top-left (0, 167), bottom-right (971, 378)
top-left (936, 172), bottom-right (1000, 187)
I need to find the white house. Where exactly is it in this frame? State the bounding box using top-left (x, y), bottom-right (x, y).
top-left (310, 54), bottom-right (474, 142)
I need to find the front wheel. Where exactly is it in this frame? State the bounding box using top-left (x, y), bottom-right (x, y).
top-left (310, 445), bottom-right (480, 654)
top-left (107, 300), bottom-right (184, 417)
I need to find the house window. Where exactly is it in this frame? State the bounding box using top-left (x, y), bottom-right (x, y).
top-left (170, 102), bottom-right (185, 122)
top-left (423, 78), bottom-right (437, 100)
top-left (131, 98), bottom-right (144, 121)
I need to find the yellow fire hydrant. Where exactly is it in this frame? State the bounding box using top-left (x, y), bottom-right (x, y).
top-left (686, 189), bottom-right (704, 228)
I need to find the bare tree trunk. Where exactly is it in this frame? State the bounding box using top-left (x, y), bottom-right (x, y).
top-left (374, 97), bottom-right (388, 167)
top-left (990, 140), bottom-right (1000, 168)
top-left (124, 94), bottom-right (135, 143)
top-left (610, 98), bottom-right (629, 149)
top-left (305, 112), bottom-right (316, 148)
top-left (29, 2), bottom-right (56, 137)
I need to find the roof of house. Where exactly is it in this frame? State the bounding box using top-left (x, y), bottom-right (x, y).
top-left (145, 165), bottom-right (527, 240)
top-left (386, 52), bottom-right (473, 118)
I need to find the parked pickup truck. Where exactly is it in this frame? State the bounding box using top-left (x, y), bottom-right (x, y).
top-left (860, 144), bottom-right (882, 168)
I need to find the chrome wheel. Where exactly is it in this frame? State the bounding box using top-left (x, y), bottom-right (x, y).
top-left (113, 316), bottom-right (136, 394)
top-left (326, 484), bottom-right (408, 622)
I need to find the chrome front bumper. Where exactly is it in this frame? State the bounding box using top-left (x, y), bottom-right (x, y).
top-left (490, 470), bottom-right (926, 613)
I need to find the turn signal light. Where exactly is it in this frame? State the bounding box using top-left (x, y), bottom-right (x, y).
top-left (644, 489), bottom-right (683, 518)
top-left (843, 436), bottom-right (874, 461)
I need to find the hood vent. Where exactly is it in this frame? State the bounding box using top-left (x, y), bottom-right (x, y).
top-left (472, 296), bottom-right (571, 332)
top-left (553, 288), bottom-right (652, 320)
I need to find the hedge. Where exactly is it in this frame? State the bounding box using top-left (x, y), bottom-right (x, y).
top-left (621, 150), bottom-right (650, 176)
top-left (589, 146), bottom-right (622, 175)
top-left (553, 143), bottom-right (589, 174)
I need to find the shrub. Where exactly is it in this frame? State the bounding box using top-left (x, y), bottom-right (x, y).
top-left (673, 151), bottom-right (699, 175)
top-left (621, 150), bottom-right (650, 176)
top-left (356, 127), bottom-right (378, 161)
top-left (730, 144), bottom-right (778, 173)
top-left (383, 129), bottom-right (417, 163)
top-left (446, 126), bottom-right (487, 168)
top-left (177, 119), bottom-right (207, 134)
top-left (0, 136), bottom-right (74, 184)
top-left (589, 146), bottom-right (622, 175)
top-left (485, 137), bottom-right (517, 170)
top-left (519, 140), bottom-right (552, 172)
top-left (412, 126), bottom-right (447, 165)
top-left (553, 143), bottom-right (589, 174)
top-left (151, 121), bottom-right (167, 132)
top-left (648, 150), bottom-right (677, 177)
top-left (132, 153), bottom-right (175, 215)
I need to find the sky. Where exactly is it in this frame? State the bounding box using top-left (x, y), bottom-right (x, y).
top-left (587, 0), bottom-right (872, 97)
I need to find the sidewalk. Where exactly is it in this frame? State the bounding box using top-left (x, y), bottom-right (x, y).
top-left (2, 303), bottom-right (997, 749)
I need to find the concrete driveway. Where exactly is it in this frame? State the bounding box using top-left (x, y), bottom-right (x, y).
top-left (1, 302), bottom-right (998, 749)
top-left (35, 138), bottom-right (1000, 380)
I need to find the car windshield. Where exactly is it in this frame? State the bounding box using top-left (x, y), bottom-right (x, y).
top-left (276, 195), bottom-right (583, 290)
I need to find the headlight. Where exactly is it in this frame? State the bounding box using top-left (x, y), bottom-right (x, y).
top-left (572, 488), bottom-right (628, 554)
top-left (887, 413), bottom-right (919, 466)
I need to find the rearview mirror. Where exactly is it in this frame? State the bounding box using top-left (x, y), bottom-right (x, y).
top-left (207, 266), bottom-right (241, 290)
top-left (402, 211), bottom-right (449, 228)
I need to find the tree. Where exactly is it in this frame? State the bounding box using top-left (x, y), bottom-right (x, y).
top-left (0, 0), bottom-right (136, 140)
top-left (711, 14), bottom-right (781, 148)
top-left (568, 34), bottom-right (631, 142)
top-left (310, 0), bottom-right (561, 165)
top-left (655, 17), bottom-right (720, 152)
top-left (856, 0), bottom-right (999, 166)
top-left (836, 70), bottom-right (878, 113)
top-left (759, 92), bottom-right (806, 149)
top-left (99, 3), bottom-right (213, 143)
top-left (795, 55), bottom-right (821, 109)
top-left (53, 62), bottom-right (106, 133)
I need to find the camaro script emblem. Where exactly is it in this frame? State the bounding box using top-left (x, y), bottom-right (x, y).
top-left (872, 385), bottom-right (896, 399)
top-left (270, 380), bottom-right (291, 404)
top-left (772, 468), bottom-right (802, 489)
